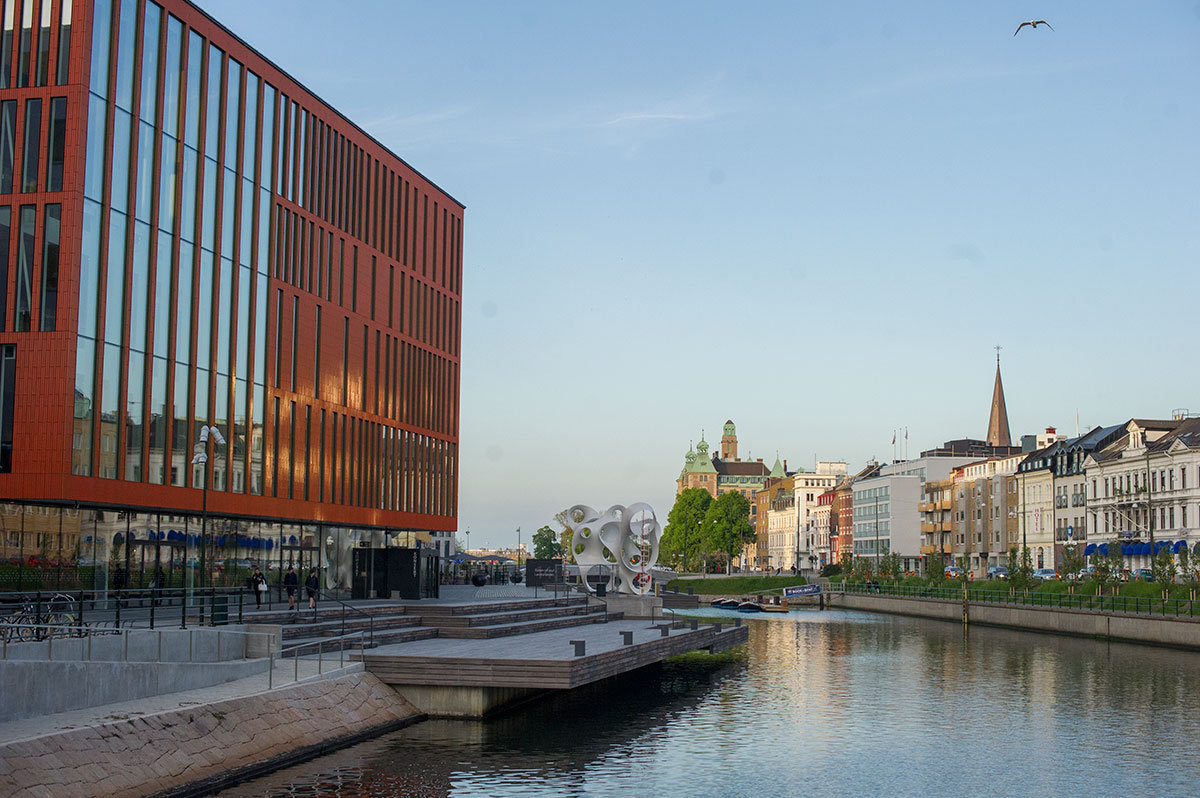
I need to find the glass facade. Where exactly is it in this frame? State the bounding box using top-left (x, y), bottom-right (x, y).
top-left (0, 0), bottom-right (461, 595)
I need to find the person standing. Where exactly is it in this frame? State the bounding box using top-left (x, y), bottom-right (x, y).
top-left (305, 567), bottom-right (319, 609)
top-left (250, 566), bottom-right (267, 608)
top-left (284, 565), bottom-right (299, 610)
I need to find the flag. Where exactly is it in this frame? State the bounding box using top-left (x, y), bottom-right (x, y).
top-left (891, 431), bottom-right (896, 445)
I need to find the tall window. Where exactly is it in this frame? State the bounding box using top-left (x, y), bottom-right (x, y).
top-left (19, 98), bottom-right (39, 191)
top-left (45, 96), bottom-right (65, 191)
top-left (0, 344), bottom-right (14, 471)
top-left (0, 100), bottom-right (14, 192)
top-left (39, 203), bottom-right (60, 330)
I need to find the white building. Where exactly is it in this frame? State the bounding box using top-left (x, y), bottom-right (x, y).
top-left (795, 462), bottom-right (846, 570)
top-left (1083, 417), bottom-right (1200, 569)
top-left (852, 456), bottom-right (976, 573)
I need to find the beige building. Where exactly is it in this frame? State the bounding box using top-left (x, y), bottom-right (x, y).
top-left (949, 453), bottom-right (1023, 576)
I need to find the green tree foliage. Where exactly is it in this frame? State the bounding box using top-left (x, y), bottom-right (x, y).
top-left (1106, 537), bottom-right (1125, 579)
top-left (552, 509), bottom-right (576, 564)
top-left (532, 525), bottom-right (563, 559)
top-left (879, 552), bottom-right (902, 583)
top-left (925, 551), bottom-right (945, 580)
top-left (1179, 546), bottom-right (1199, 599)
top-left (1061, 543), bottom-right (1084, 586)
top-left (702, 491), bottom-right (753, 570)
top-left (1151, 547), bottom-right (1177, 598)
top-left (1009, 547), bottom-right (1035, 592)
top-left (662, 489), bottom-right (712, 572)
top-left (851, 556), bottom-right (873, 581)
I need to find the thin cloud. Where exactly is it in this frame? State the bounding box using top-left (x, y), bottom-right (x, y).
top-left (603, 109), bottom-right (719, 126)
top-left (365, 104), bottom-right (471, 135)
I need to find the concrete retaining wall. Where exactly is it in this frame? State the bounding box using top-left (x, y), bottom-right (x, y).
top-left (0, 671), bottom-right (423, 798)
top-left (835, 593), bottom-right (1200, 649)
top-left (0, 626), bottom-right (281, 722)
top-left (1, 625), bottom-right (274, 663)
top-left (0, 659), bottom-right (268, 722)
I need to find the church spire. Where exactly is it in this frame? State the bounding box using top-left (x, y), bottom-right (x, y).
top-left (987, 346), bottom-right (1011, 448)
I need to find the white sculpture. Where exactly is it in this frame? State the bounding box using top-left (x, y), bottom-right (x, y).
top-left (568, 503), bottom-right (660, 595)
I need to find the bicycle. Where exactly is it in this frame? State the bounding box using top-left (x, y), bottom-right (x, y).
top-left (0, 592), bottom-right (80, 642)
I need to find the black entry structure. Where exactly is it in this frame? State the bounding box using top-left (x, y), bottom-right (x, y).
top-left (351, 548), bottom-right (440, 599)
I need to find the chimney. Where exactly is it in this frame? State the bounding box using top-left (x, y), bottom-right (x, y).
top-left (783, 460), bottom-right (788, 471)
top-left (1045, 427), bottom-right (1056, 435)
top-left (757, 458), bottom-right (763, 463)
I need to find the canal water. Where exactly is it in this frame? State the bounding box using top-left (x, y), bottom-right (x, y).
top-left (211, 609), bottom-right (1200, 797)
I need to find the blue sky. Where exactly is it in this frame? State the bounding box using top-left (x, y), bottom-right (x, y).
top-left (203, 1), bottom-right (1199, 549)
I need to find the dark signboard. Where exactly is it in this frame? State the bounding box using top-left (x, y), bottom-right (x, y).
top-left (783, 584), bottom-right (821, 597)
top-left (526, 558), bottom-right (563, 587)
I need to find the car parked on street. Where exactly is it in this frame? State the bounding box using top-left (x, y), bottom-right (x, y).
top-left (1132, 568), bottom-right (1154, 582)
top-left (987, 566), bottom-right (1009, 580)
top-left (1032, 568), bottom-right (1057, 581)
top-left (944, 566), bottom-right (965, 579)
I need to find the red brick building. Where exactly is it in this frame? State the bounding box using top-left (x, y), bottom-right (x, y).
top-left (0, 0), bottom-right (462, 590)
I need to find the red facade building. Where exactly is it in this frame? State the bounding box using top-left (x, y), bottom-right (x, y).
top-left (0, 0), bottom-right (462, 590)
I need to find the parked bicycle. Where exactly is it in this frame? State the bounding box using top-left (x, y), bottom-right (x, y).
top-left (0, 592), bottom-right (80, 642)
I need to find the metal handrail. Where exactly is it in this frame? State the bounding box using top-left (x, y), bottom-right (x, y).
top-left (829, 581), bottom-right (1198, 618)
top-left (0, 586), bottom-right (246, 630)
top-left (1, 623), bottom-right (273, 663)
top-left (268, 630), bottom-right (366, 689)
top-left (316, 595), bottom-right (374, 647)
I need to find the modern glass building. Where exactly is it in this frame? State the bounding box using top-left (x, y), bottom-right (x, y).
top-left (0, 0), bottom-right (463, 593)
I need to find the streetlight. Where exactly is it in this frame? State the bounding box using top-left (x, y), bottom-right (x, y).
top-left (192, 425), bottom-right (225, 589)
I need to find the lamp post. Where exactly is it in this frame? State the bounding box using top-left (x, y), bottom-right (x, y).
top-left (192, 425), bottom-right (225, 589)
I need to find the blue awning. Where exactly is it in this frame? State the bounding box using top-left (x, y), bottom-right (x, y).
top-left (1173, 540), bottom-right (1187, 553)
top-left (1099, 544), bottom-right (1109, 556)
top-left (1084, 544), bottom-right (1097, 556)
top-left (1121, 543), bottom-right (1133, 556)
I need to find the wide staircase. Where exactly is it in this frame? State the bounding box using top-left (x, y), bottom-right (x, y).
top-left (271, 593), bottom-right (619, 654)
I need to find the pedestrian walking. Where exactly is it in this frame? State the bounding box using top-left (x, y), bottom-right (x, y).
top-left (305, 567), bottom-right (319, 609)
top-left (251, 566), bottom-right (267, 608)
top-left (284, 565), bottom-right (299, 610)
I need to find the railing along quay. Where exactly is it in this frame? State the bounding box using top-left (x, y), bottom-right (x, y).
top-left (829, 581), bottom-right (1199, 618)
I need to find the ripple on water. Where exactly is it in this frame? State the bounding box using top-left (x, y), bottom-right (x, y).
top-left (211, 612), bottom-right (1200, 798)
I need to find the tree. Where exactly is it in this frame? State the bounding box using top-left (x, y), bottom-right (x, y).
top-left (531, 525), bottom-right (563, 559)
top-left (839, 552), bottom-right (853, 578)
top-left (1061, 543), bottom-right (1084, 592)
top-left (553, 509), bottom-right (576, 565)
top-left (1010, 547), bottom-right (1034, 593)
top-left (1152, 547), bottom-right (1177, 599)
top-left (662, 489), bottom-right (712, 572)
top-left (1179, 546), bottom-right (1198, 600)
top-left (701, 491), bottom-right (753, 572)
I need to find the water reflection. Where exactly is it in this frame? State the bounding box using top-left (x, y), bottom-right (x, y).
top-left (213, 611), bottom-right (1200, 797)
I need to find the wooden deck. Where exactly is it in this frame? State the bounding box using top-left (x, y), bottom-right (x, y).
top-left (360, 619), bottom-right (748, 691)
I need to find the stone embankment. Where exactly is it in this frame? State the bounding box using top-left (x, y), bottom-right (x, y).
top-left (834, 592), bottom-right (1200, 649)
top-left (0, 671), bottom-right (422, 798)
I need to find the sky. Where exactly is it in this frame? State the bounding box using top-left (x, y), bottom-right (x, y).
top-left (201, 1), bottom-right (1200, 550)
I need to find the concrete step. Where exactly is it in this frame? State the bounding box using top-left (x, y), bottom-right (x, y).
top-left (415, 596), bottom-right (589, 617)
top-left (436, 610), bottom-right (624, 640)
top-left (245, 604), bottom-right (415, 625)
top-left (280, 614), bottom-right (422, 641)
top-left (423, 604), bottom-right (600, 628)
top-left (282, 625), bottom-right (439, 655)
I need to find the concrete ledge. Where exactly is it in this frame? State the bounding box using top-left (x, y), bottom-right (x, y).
top-left (835, 593), bottom-right (1200, 649)
top-left (0, 672), bottom-right (423, 798)
top-left (0, 658), bottom-right (269, 722)
top-left (391, 683), bottom-right (546, 718)
top-left (600, 594), bottom-right (663, 619)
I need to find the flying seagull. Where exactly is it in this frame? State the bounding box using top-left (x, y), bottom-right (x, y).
top-left (1014, 20), bottom-right (1054, 36)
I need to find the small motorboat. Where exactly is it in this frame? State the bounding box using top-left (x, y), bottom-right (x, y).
top-left (711, 598), bottom-right (740, 609)
top-left (736, 601), bottom-right (761, 613)
top-left (758, 603), bottom-right (789, 613)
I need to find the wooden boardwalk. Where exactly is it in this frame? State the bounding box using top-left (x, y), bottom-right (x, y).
top-left (360, 618), bottom-right (748, 691)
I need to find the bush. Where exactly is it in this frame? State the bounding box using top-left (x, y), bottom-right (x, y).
top-left (820, 563), bottom-right (842, 578)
